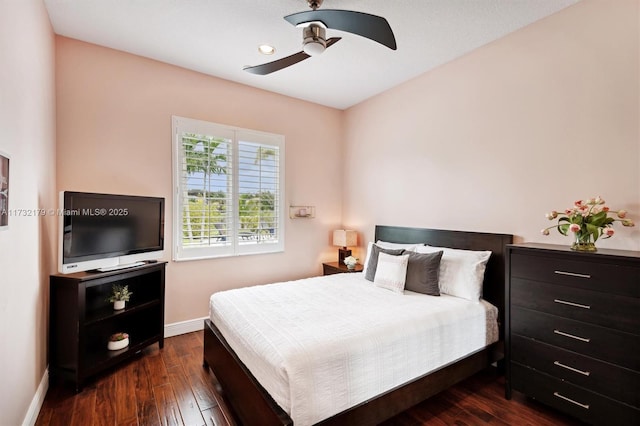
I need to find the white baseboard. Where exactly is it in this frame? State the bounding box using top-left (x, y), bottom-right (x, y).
top-left (25, 317), bottom-right (206, 425)
top-left (22, 367), bottom-right (49, 426)
top-left (164, 316), bottom-right (207, 338)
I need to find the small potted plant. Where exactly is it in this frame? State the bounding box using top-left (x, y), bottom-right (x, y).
top-left (108, 284), bottom-right (132, 310)
top-left (107, 332), bottom-right (129, 351)
top-left (343, 255), bottom-right (358, 270)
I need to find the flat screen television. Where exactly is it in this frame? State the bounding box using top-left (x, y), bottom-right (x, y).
top-left (58, 191), bottom-right (165, 274)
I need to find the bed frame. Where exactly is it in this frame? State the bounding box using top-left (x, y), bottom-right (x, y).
top-left (203, 225), bottom-right (513, 425)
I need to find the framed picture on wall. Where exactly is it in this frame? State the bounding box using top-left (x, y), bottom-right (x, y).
top-left (0, 152), bottom-right (9, 229)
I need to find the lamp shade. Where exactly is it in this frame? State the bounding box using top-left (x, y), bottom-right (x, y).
top-left (333, 230), bottom-right (357, 248)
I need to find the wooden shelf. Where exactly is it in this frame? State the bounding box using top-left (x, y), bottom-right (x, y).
top-left (49, 262), bottom-right (166, 391)
top-left (84, 300), bottom-right (160, 326)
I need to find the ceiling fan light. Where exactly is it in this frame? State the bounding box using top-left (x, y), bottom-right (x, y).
top-left (303, 40), bottom-right (325, 56)
top-left (302, 24), bottom-right (326, 56)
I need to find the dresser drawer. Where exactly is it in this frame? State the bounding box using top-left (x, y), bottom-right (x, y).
top-left (511, 363), bottom-right (639, 425)
top-left (511, 307), bottom-right (639, 370)
top-left (510, 252), bottom-right (639, 298)
top-left (511, 278), bottom-right (640, 334)
top-left (511, 334), bottom-right (639, 407)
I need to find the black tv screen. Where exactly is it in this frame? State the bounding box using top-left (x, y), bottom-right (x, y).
top-left (60, 192), bottom-right (164, 273)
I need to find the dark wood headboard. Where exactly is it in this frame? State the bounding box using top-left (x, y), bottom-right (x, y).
top-left (374, 225), bottom-right (513, 339)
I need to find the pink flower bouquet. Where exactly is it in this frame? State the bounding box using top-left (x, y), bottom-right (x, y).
top-left (542, 196), bottom-right (634, 251)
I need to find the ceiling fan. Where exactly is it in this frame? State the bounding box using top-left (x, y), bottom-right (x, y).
top-left (243, 0), bottom-right (397, 75)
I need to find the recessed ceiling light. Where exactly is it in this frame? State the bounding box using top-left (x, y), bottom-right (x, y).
top-left (258, 44), bottom-right (276, 55)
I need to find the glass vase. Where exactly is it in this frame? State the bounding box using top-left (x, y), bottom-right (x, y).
top-left (571, 232), bottom-right (597, 252)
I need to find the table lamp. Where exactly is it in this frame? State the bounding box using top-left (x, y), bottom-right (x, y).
top-left (333, 229), bottom-right (357, 264)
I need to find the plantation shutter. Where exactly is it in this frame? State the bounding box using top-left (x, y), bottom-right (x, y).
top-left (173, 116), bottom-right (284, 261)
top-left (236, 134), bottom-right (283, 254)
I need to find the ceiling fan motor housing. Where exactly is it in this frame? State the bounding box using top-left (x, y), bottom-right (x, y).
top-left (302, 24), bottom-right (326, 56)
top-left (307, 0), bottom-right (323, 10)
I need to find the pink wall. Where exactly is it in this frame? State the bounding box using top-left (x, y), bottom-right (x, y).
top-left (4, 0), bottom-right (637, 420)
top-left (0, 0), bottom-right (56, 424)
top-left (55, 37), bottom-right (344, 324)
top-left (55, 0), bottom-right (640, 331)
top-left (343, 0), bottom-right (639, 254)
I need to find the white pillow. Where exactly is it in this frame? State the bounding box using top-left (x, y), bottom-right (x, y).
top-left (416, 245), bottom-right (491, 302)
top-left (374, 252), bottom-right (409, 294)
top-left (375, 240), bottom-right (420, 252)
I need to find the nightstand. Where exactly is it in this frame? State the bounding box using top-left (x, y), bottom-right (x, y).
top-left (322, 262), bottom-right (363, 275)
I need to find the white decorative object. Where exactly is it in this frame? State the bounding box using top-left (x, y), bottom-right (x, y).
top-left (108, 332), bottom-right (129, 351)
top-left (343, 256), bottom-right (358, 269)
top-left (113, 300), bottom-right (125, 310)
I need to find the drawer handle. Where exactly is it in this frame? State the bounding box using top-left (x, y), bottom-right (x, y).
top-left (553, 299), bottom-right (591, 310)
top-left (554, 270), bottom-right (591, 279)
top-left (554, 360), bottom-right (591, 376)
top-left (553, 392), bottom-right (590, 410)
top-left (554, 329), bottom-right (591, 343)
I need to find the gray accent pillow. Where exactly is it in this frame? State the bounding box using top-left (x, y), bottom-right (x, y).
top-left (404, 250), bottom-right (443, 296)
top-left (364, 245), bottom-right (405, 281)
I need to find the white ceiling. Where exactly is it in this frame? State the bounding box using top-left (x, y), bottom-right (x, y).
top-left (44, 0), bottom-right (579, 110)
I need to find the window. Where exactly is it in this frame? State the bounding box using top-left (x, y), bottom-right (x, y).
top-left (172, 116), bottom-right (285, 260)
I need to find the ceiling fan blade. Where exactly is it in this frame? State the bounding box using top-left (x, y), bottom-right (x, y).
top-left (284, 9), bottom-right (397, 50)
top-left (243, 51), bottom-right (309, 75)
top-left (325, 37), bottom-right (341, 48)
top-left (243, 37), bottom-right (341, 75)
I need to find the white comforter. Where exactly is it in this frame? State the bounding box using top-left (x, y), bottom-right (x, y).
top-left (209, 272), bottom-right (498, 425)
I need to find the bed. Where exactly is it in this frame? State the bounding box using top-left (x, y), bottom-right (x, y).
top-left (203, 225), bottom-right (513, 425)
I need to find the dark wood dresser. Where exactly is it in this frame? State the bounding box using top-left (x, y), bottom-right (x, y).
top-left (505, 243), bottom-right (639, 425)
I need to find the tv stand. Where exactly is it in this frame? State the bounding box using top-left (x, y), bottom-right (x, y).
top-left (96, 261), bottom-right (146, 272)
top-left (49, 262), bottom-right (166, 391)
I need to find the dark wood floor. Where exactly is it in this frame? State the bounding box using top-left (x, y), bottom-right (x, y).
top-left (36, 331), bottom-right (583, 426)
